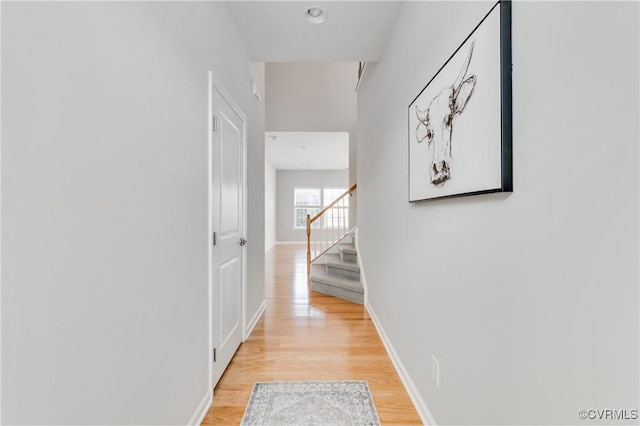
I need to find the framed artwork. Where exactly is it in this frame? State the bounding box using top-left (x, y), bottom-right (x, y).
top-left (408, 1), bottom-right (512, 202)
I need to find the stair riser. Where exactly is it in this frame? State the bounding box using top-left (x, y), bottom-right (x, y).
top-left (311, 281), bottom-right (364, 305)
top-left (327, 265), bottom-right (360, 280)
top-left (341, 252), bottom-right (357, 263)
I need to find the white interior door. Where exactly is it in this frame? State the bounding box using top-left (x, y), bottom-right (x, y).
top-left (210, 77), bottom-right (246, 388)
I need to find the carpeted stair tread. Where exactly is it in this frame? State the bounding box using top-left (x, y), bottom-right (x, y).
top-left (309, 263), bottom-right (327, 276)
top-left (324, 253), bottom-right (360, 272)
top-left (338, 243), bottom-right (357, 255)
top-left (309, 268), bottom-right (364, 293)
top-left (310, 269), bottom-right (364, 305)
top-left (338, 243), bottom-right (358, 263)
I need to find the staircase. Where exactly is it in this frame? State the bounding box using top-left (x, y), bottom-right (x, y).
top-left (309, 233), bottom-right (364, 304)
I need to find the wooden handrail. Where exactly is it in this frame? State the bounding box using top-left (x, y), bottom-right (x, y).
top-left (306, 184), bottom-right (357, 278)
top-left (308, 184), bottom-right (357, 225)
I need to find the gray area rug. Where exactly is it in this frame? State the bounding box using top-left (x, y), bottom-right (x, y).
top-left (240, 381), bottom-right (381, 426)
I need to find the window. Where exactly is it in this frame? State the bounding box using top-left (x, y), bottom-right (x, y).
top-left (294, 188), bottom-right (321, 228)
top-left (293, 187), bottom-right (348, 229)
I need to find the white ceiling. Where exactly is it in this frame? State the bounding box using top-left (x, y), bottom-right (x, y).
top-left (225, 1), bottom-right (403, 62)
top-left (265, 132), bottom-right (349, 170)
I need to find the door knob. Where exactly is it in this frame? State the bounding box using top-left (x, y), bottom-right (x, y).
top-left (239, 238), bottom-right (247, 246)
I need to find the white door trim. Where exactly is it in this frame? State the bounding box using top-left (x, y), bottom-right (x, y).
top-left (207, 71), bottom-right (248, 394)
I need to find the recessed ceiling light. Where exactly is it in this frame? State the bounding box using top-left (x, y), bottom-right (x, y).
top-left (305, 7), bottom-right (326, 24)
top-left (301, 146), bottom-right (307, 149)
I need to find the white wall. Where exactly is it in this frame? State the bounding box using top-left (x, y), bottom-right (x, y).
top-left (265, 62), bottom-right (357, 133)
top-left (276, 170), bottom-right (349, 242)
top-left (1, 2), bottom-right (265, 424)
top-left (357, 1), bottom-right (639, 425)
top-left (265, 160), bottom-right (277, 252)
top-left (245, 60), bottom-right (267, 332)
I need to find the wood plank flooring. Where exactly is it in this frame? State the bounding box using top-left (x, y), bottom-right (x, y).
top-left (202, 244), bottom-right (422, 425)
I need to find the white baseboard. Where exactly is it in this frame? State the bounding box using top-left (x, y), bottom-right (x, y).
top-left (187, 389), bottom-right (212, 426)
top-left (245, 299), bottom-right (267, 340)
top-left (365, 301), bottom-right (437, 426)
top-left (275, 241), bottom-right (306, 245)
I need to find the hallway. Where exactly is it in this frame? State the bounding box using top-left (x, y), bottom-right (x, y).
top-left (203, 244), bottom-right (421, 424)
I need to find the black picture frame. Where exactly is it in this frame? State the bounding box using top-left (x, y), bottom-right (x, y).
top-left (408, 0), bottom-right (512, 203)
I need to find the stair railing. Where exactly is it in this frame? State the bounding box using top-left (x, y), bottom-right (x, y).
top-left (306, 184), bottom-right (357, 277)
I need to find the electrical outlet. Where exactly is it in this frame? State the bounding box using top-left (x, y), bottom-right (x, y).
top-left (431, 355), bottom-right (440, 388)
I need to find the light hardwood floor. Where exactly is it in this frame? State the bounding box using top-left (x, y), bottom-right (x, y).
top-left (202, 244), bottom-right (422, 425)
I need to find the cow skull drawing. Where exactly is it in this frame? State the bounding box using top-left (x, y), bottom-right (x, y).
top-left (415, 41), bottom-right (477, 187)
